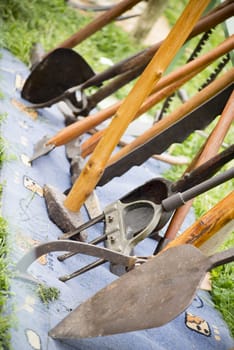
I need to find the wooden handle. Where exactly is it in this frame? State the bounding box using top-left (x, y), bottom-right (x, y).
top-left (47, 35), bottom-right (233, 148)
top-left (47, 103), bottom-right (119, 147)
top-left (164, 89), bottom-right (234, 241)
top-left (162, 191), bottom-right (234, 251)
top-left (81, 69), bottom-right (204, 157)
top-left (49, 0), bottom-right (141, 49)
top-left (108, 68), bottom-right (234, 166)
top-left (48, 0), bottom-right (142, 51)
top-left (64, 0), bottom-right (211, 212)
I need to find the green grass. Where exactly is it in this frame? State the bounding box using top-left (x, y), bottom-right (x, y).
top-left (211, 235), bottom-right (234, 337)
top-left (0, 0), bottom-right (233, 341)
top-left (0, 0), bottom-right (140, 71)
top-left (36, 284), bottom-right (60, 305)
top-left (0, 186), bottom-right (12, 349)
top-left (0, 110), bottom-right (13, 349)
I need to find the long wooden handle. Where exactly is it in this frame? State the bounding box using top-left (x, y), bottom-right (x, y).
top-left (108, 68), bottom-right (234, 166)
top-left (64, 0), bottom-right (211, 212)
top-left (80, 35), bottom-right (233, 155)
top-left (163, 90), bottom-right (234, 241)
top-left (48, 0), bottom-right (142, 52)
top-left (46, 35), bottom-right (233, 148)
top-left (162, 191), bottom-right (234, 251)
top-left (81, 68), bottom-right (206, 157)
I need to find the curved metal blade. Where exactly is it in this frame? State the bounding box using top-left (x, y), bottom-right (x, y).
top-left (16, 240), bottom-right (137, 275)
top-left (49, 245), bottom-right (233, 339)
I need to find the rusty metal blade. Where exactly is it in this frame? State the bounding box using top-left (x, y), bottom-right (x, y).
top-left (98, 83), bottom-right (233, 186)
top-left (49, 245), bottom-right (234, 339)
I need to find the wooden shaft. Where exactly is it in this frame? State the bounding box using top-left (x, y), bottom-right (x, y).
top-left (49, 0), bottom-right (142, 51)
top-left (46, 35), bottom-right (233, 148)
top-left (164, 90), bottom-right (234, 240)
top-left (64, 0), bottom-right (211, 212)
top-left (47, 103), bottom-right (119, 146)
top-left (82, 36), bottom-right (233, 158)
top-left (108, 69), bottom-right (234, 166)
top-left (117, 0), bottom-right (233, 80)
top-left (81, 67), bottom-right (206, 157)
top-left (162, 191), bottom-right (234, 251)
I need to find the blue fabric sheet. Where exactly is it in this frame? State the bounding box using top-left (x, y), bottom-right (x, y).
top-left (0, 49), bottom-right (233, 350)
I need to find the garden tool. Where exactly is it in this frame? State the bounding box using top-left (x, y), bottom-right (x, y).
top-left (57, 167), bottom-right (233, 281)
top-left (15, 240), bottom-right (143, 282)
top-left (162, 191), bottom-right (234, 255)
top-left (21, 0), bottom-right (144, 104)
top-left (27, 35), bottom-right (234, 163)
top-left (64, 0), bottom-right (213, 212)
top-left (48, 244), bottom-right (234, 339)
top-left (21, 48), bottom-right (96, 106)
top-left (21, 0), bottom-right (233, 110)
top-left (97, 76), bottom-right (233, 186)
top-left (80, 71), bottom-right (233, 159)
top-left (156, 88), bottom-right (234, 251)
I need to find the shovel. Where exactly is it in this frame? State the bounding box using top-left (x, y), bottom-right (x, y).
top-left (21, 0), bottom-right (143, 104)
top-left (27, 35), bottom-right (234, 162)
top-left (21, 48), bottom-right (96, 105)
top-left (48, 244), bottom-right (234, 339)
top-left (21, 0), bottom-right (233, 108)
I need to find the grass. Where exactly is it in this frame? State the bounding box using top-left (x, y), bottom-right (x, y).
top-left (0, 0), bottom-right (233, 341)
top-left (36, 284), bottom-right (60, 305)
top-left (0, 113), bottom-right (12, 349)
top-left (210, 235), bottom-right (234, 337)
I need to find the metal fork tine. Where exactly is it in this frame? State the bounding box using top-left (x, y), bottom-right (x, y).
top-left (59, 213), bottom-right (105, 240)
top-left (59, 258), bottom-right (106, 282)
top-left (57, 233), bottom-right (108, 262)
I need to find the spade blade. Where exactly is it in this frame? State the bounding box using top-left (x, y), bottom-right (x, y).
top-left (49, 245), bottom-right (233, 339)
top-left (29, 135), bottom-right (55, 162)
top-left (21, 48), bottom-right (95, 104)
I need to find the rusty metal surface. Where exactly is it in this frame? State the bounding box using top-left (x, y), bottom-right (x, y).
top-left (49, 245), bottom-right (234, 338)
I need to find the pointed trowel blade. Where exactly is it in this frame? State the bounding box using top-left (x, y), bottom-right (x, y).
top-left (49, 245), bottom-right (215, 339)
top-left (29, 135), bottom-right (55, 162)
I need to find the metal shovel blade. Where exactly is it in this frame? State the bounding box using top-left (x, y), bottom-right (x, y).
top-left (21, 48), bottom-right (95, 104)
top-left (49, 244), bottom-right (234, 339)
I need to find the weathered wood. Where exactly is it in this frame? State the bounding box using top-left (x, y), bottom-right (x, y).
top-left (164, 90), bottom-right (234, 241)
top-left (162, 191), bottom-right (234, 250)
top-left (64, 0), bottom-right (211, 212)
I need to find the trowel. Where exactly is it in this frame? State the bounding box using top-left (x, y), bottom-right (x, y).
top-left (48, 244), bottom-right (234, 338)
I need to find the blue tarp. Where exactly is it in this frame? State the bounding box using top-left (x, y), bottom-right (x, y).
top-left (0, 48), bottom-right (233, 350)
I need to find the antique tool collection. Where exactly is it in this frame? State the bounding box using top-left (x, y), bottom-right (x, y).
top-left (15, 0), bottom-right (234, 340)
